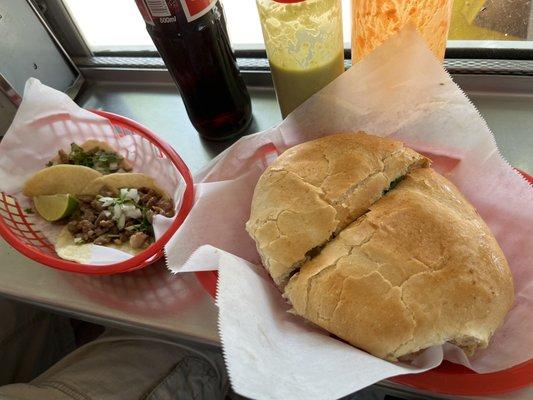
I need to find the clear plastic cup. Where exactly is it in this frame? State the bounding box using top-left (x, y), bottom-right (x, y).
top-left (257, 0), bottom-right (344, 118)
top-left (351, 0), bottom-right (454, 62)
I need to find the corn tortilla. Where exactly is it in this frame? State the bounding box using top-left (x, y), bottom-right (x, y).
top-left (55, 226), bottom-right (143, 264)
top-left (23, 165), bottom-right (102, 197)
top-left (82, 173), bottom-right (167, 198)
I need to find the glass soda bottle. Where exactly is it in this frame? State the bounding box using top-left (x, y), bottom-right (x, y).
top-left (135, 0), bottom-right (252, 141)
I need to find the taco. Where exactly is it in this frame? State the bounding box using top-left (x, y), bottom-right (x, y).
top-left (47, 140), bottom-right (132, 174)
top-left (54, 172), bottom-right (174, 263)
top-left (82, 173), bottom-right (167, 197)
top-left (23, 165), bottom-right (102, 197)
top-left (24, 167), bottom-right (174, 263)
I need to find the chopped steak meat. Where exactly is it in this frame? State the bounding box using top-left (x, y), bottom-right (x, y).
top-left (65, 186), bottom-right (174, 249)
top-left (58, 149), bottom-right (69, 164)
top-left (130, 232), bottom-right (149, 249)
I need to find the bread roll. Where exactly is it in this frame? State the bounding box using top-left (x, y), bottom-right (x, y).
top-left (246, 132), bottom-right (429, 287)
top-left (284, 168), bottom-right (514, 360)
top-left (246, 132), bottom-right (514, 361)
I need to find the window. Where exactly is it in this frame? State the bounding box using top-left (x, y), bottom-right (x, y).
top-left (449, 0), bottom-right (532, 41)
top-left (62, 0), bottom-right (533, 53)
top-left (62, 0), bottom-right (154, 51)
top-left (62, 0), bottom-right (268, 51)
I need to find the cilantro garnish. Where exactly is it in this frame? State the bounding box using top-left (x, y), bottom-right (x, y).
top-left (65, 143), bottom-right (124, 174)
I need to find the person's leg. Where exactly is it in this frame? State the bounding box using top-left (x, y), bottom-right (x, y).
top-left (0, 332), bottom-right (228, 400)
top-left (0, 298), bottom-right (75, 385)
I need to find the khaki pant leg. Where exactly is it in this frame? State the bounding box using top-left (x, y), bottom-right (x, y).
top-left (0, 298), bottom-right (75, 385)
top-left (0, 335), bottom-right (227, 400)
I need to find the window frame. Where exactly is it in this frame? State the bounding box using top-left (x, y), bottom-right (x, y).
top-left (35, 0), bottom-right (533, 72)
top-left (33, 0), bottom-right (91, 57)
top-left (2, 0), bottom-right (86, 104)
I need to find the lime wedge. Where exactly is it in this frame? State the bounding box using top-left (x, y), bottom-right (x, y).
top-left (33, 194), bottom-right (79, 222)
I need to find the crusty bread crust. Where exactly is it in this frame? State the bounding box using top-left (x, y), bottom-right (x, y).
top-left (284, 168), bottom-right (514, 361)
top-left (246, 132), bottom-right (514, 361)
top-left (246, 132), bottom-right (429, 287)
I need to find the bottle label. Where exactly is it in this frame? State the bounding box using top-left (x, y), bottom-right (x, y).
top-left (140, 0), bottom-right (218, 23)
top-left (145, 0), bottom-right (171, 17)
top-left (180, 0), bottom-right (218, 22)
top-left (136, 0), bottom-right (155, 25)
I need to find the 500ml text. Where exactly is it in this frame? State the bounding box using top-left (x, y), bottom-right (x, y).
top-left (159, 16), bottom-right (176, 23)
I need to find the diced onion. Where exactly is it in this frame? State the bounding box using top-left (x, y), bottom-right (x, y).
top-left (113, 204), bottom-right (122, 219)
top-left (127, 189), bottom-right (140, 203)
top-left (120, 188), bottom-right (139, 203)
top-left (122, 204), bottom-right (142, 219)
top-left (98, 197), bottom-right (115, 207)
top-left (117, 213), bottom-right (126, 230)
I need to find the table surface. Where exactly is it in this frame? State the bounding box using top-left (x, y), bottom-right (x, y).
top-left (1, 71), bottom-right (532, 399)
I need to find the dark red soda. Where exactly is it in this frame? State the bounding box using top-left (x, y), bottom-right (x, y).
top-left (135, 0), bottom-right (252, 140)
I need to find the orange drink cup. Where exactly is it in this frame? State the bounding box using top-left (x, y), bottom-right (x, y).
top-left (351, 0), bottom-right (454, 62)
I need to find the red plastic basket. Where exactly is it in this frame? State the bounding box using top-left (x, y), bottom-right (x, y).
top-left (0, 110), bottom-right (194, 275)
top-left (195, 170), bottom-right (533, 396)
top-left (65, 263), bottom-right (205, 317)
